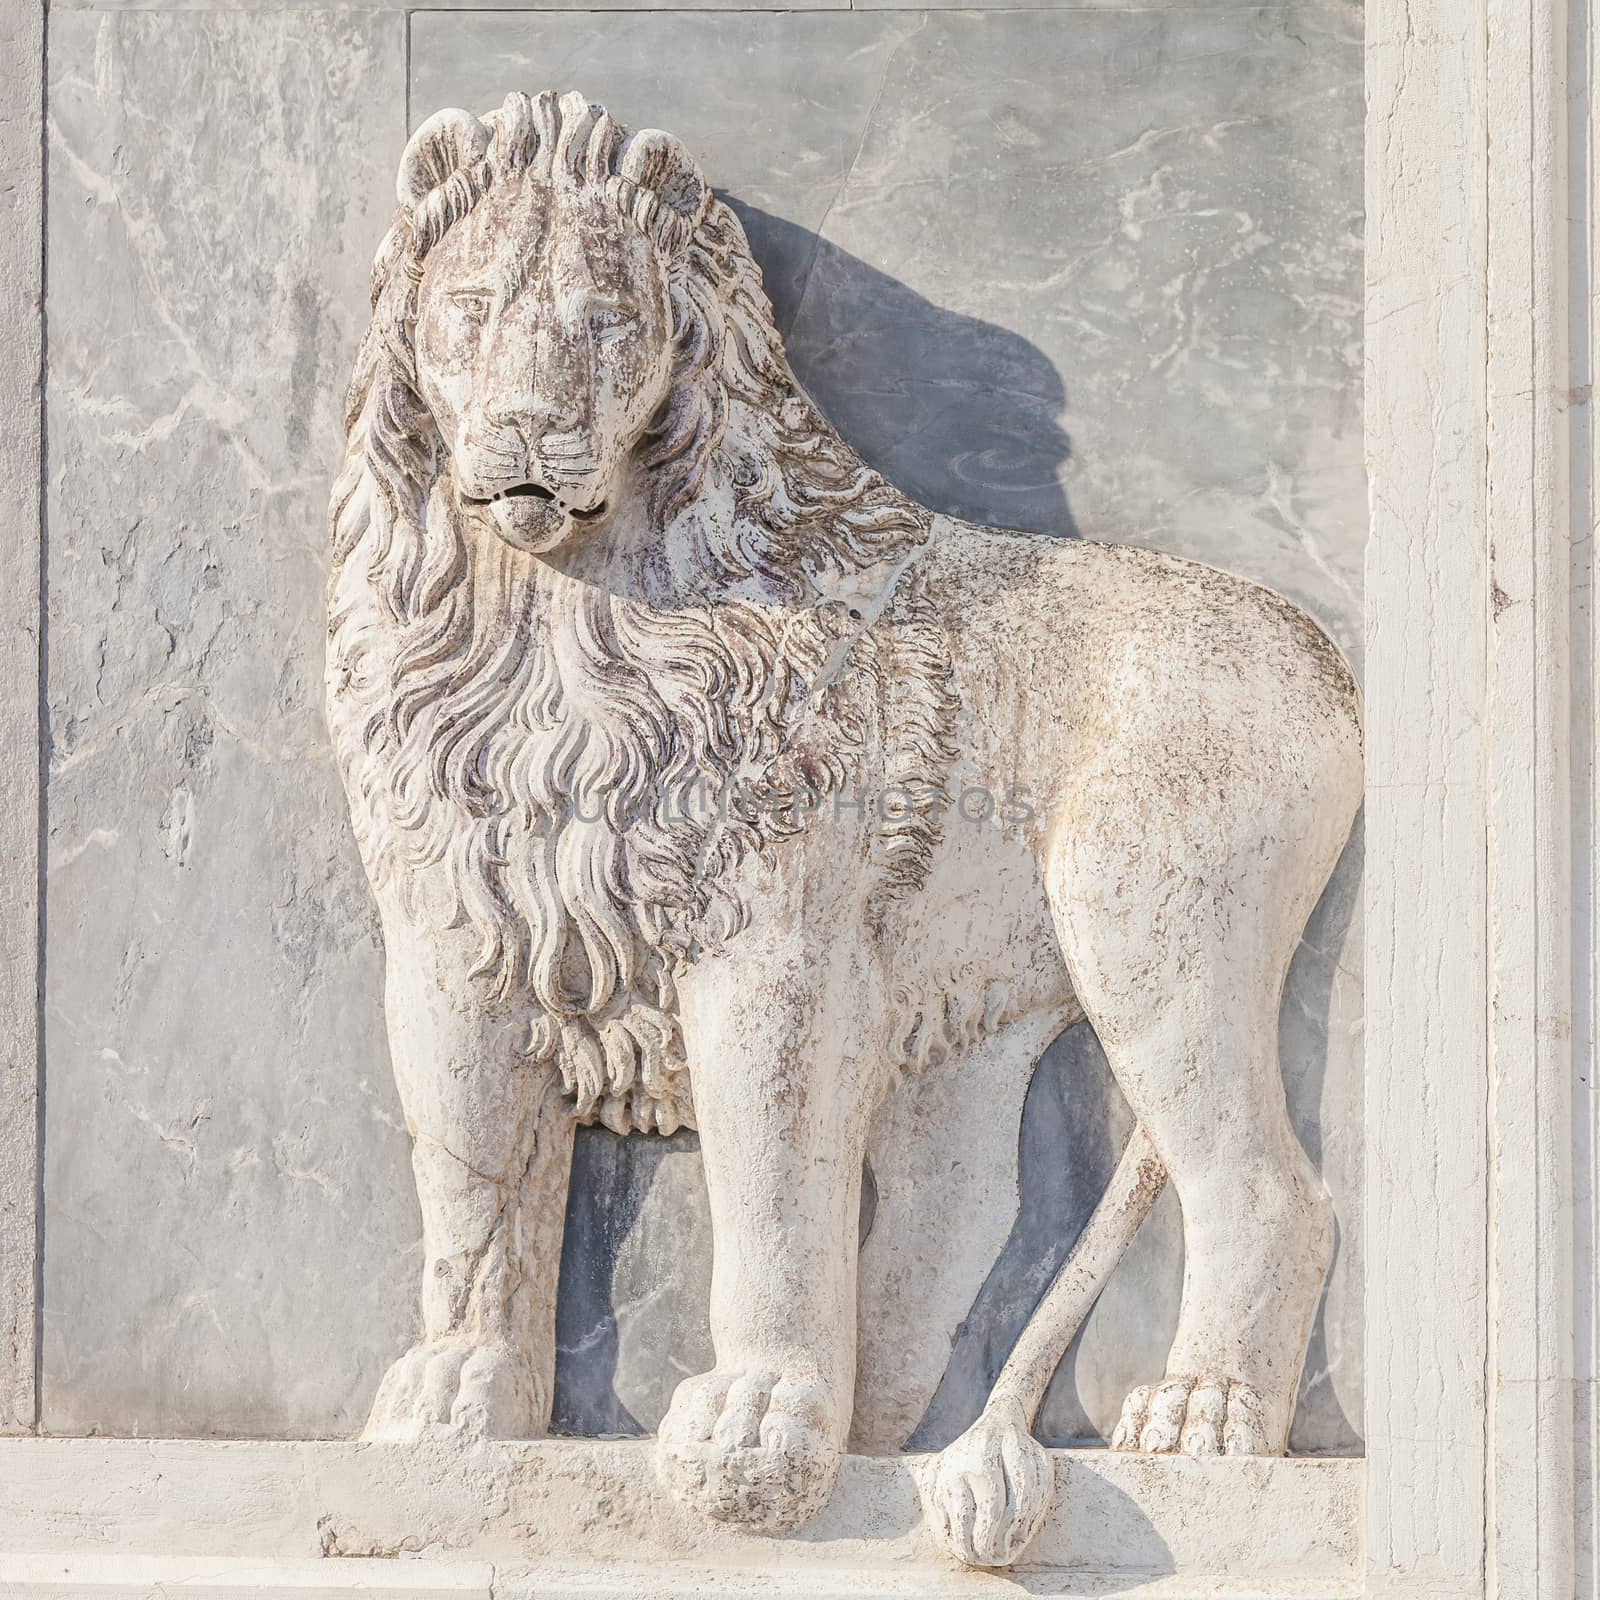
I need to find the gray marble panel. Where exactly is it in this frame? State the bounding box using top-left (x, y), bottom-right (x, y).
top-left (43, 9), bottom-right (414, 1437)
top-left (415, 6), bottom-right (1363, 660)
top-left (417, 4), bottom-right (1364, 1455)
top-left (412, 11), bottom-right (922, 248)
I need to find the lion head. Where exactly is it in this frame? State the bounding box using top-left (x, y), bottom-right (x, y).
top-left (399, 101), bottom-right (708, 556)
top-left (327, 92), bottom-right (952, 1134)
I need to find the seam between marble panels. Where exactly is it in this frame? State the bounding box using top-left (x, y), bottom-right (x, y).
top-left (779, 9), bottom-right (925, 340)
top-left (401, 3), bottom-right (1355, 12)
top-left (60, 3), bottom-right (1366, 14)
top-left (33, 0), bottom-right (50, 1437)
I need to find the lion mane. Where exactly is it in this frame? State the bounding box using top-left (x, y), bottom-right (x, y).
top-left (327, 90), bottom-right (956, 1136)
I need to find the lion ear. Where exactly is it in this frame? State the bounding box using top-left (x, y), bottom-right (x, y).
top-left (397, 108), bottom-right (491, 211)
top-left (618, 129), bottom-right (711, 228)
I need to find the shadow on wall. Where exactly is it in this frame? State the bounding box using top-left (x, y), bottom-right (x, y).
top-left (552, 1127), bottom-right (700, 1438)
top-left (729, 201), bottom-right (1080, 541)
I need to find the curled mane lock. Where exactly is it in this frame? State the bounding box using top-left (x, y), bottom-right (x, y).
top-left (326, 89), bottom-right (953, 1135)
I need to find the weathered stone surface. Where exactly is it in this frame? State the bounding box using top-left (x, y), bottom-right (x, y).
top-left (0, 1438), bottom-right (1361, 1585)
top-left (413, 4), bottom-right (1366, 1464)
top-left (42, 9), bottom-right (412, 1437)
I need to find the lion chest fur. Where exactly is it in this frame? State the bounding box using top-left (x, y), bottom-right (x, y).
top-left (329, 480), bottom-right (960, 1136)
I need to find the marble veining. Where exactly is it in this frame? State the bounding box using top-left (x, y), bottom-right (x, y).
top-left (43, 9), bottom-right (413, 1437)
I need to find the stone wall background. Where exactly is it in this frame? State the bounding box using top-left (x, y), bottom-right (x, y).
top-left (40, 0), bottom-right (1365, 1451)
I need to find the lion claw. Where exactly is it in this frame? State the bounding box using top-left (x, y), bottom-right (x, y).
top-left (921, 1401), bottom-right (1054, 1569)
top-left (1112, 1375), bottom-right (1273, 1456)
top-left (657, 1362), bottom-right (846, 1532)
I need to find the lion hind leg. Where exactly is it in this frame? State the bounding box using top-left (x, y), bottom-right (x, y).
top-left (1042, 754), bottom-right (1344, 1467)
top-left (1087, 1005), bottom-right (1332, 1461)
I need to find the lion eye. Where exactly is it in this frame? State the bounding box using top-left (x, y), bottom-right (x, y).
top-left (590, 305), bottom-right (639, 345)
top-left (450, 289), bottom-right (492, 322)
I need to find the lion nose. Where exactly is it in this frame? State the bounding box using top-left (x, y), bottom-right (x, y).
top-left (532, 402), bottom-right (583, 438)
top-left (483, 397), bottom-right (579, 440)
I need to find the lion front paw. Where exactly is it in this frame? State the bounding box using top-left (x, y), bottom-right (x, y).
top-left (655, 1361), bottom-right (846, 1533)
top-left (1110, 1375), bottom-right (1274, 1456)
top-left (362, 1336), bottom-right (544, 1441)
top-left (921, 1399), bottom-right (1053, 1568)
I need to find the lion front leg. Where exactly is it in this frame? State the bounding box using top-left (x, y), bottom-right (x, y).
top-left (365, 914), bottom-right (575, 1442)
top-left (656, 929), bottom-right (880, 1532)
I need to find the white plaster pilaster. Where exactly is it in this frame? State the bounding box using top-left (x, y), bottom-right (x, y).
top-left (1367, 3), bottom-right (1595, 1599)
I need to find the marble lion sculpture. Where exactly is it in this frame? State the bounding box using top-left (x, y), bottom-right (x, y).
top-left (326, 91), bottom-right (1363, 1567)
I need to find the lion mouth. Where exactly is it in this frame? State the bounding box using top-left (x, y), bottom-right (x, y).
top-left (467, 482), bottom-right (608, 522)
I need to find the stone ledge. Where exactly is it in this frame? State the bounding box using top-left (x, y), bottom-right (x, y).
top-left (0, 1440), bottom-right (1359, 1596)
top-left (0, 1554), bottom-right (1366, 1600)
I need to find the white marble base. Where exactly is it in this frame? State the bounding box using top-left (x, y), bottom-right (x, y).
top-left (0, 1440), bottom-right (1358, 1598)
top-left (0, 1555), bottom-right (1363, 1600)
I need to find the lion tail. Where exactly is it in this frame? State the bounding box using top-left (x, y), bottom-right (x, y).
top-left (987, 1125), bottom-right (1167, 1423)
top-left (920, 1128), bottom-right (1168, 1568)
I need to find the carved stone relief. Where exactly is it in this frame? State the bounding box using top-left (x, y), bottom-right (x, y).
top-left (326, 91), bottom-right (1364, 1568)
